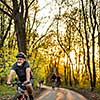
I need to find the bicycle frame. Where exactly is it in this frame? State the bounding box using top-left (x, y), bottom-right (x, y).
top-left (12, 82), bottom-right (29, 100)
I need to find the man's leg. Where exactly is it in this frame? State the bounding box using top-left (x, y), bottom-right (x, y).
top-left (26, 83), bottom-right (34, 100)
top-left (29, 95), bottom-right (34, 100)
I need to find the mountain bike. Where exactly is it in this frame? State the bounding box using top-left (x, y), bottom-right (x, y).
top-left (11, 81), bottom-right (30, 100)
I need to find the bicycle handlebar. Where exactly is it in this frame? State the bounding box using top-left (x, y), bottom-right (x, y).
top-left (7, 81), bottom-right (30, 87)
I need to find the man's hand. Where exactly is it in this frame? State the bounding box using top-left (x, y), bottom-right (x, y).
top-left (7, 81), bottom-right (14, 87)
top-left (7, 81), bottom-right (11, 85)
top-left (24, 80), bottom-right (30, 85)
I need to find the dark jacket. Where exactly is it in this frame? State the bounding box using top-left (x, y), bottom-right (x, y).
top-left (11, 61), bottom-right (33, 82)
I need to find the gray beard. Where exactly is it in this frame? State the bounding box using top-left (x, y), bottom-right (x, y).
top-left (17, 62), bottom-right (22, 66)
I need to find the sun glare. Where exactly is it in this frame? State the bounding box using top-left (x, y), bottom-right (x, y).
top-left (70, 50), bottom-right (75, 64)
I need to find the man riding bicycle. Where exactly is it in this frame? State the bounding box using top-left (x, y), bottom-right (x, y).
top-left (7, 52), bottom-right (34, 100)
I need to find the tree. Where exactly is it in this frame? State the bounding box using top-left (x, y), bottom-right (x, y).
top-left (0, 0), bottom-right (35, 53)
top-left (81, 0), bottom-right (99, 91)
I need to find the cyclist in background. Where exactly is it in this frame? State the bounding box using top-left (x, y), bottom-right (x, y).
top-left (56, 74), bottom-right (61, 88)
top-left (7, 52), bottom-right (34, 100)
top-left (51, 73), bottom-right (57, 89)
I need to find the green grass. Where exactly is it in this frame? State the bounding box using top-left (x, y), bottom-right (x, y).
top-left (0, 84), bottom-right (16, 96)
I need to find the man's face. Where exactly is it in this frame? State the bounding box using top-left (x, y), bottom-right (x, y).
top-left (17, 58), bottom-right (25, 66)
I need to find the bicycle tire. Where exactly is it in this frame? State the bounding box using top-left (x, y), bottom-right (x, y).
top-left (12, 92), bottom-right (21, 100)
top-left (12, 93), bottom-right (28, 100)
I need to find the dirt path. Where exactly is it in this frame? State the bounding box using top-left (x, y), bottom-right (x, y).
top-left (35, 86), bottom-right (87, 100)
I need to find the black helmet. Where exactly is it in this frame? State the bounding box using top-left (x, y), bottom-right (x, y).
top-left (16, 52), bottom-right (26, 59)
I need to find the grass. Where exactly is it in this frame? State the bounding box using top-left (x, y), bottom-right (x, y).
top-left (0, 84), bottom-right (16, 96)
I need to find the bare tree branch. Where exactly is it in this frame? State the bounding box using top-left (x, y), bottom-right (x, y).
top-left (0, 0), bottom-right (13, 12)
top-left (25, 0), bottom-right (28, 21)
top-left (32, 19), bottom-right (55, 49)
top-left (25, 0), bottom-right (35, 21)
top-left (0, 8), bottom-right (12, 18)
top-left (20, 0), bottom-right (24, 16)
top-left (28, 10), bottom-right (37, 34)
top-left (28, 0), bottom-right (35, 9)
top-left (2, 18), bottom-right (12, 42)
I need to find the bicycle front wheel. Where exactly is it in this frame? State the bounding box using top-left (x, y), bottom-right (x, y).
top-left (12, 93), bottom-right (29, 100)
top-left (12, 92), bottom-right (21, 100)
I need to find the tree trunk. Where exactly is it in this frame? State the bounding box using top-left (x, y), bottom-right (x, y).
top-left (64, 65), bottom-right (67, 85)
top-left (92, 34), bottom-right (96, 89)
top-left (12, 0), bottom-right (27, 53)
top-left (69, 65), bottom-right (72, 86)
top-left (14, 13), bottom-right (26, 53)
top-left (90, 0), bottom-right (97, 90)
top-left (97, 1), bottom-right (100, 74)
top-left (81, 0), bottom-right (93, 90)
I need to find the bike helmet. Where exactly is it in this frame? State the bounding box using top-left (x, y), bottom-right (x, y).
top-left (16, 52), bottom-right (26, 59)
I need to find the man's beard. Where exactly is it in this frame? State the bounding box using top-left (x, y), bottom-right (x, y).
top-left (17, 62), bottom-right (22, 66)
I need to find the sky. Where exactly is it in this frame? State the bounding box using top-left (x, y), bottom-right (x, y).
top-left (37, 0), bottom-right (58, 35)
top-left (35, 0), bottom-right (79, 35)
top-left (29, 0), bottom-right (80, 36)
top-left (29, 0), bottom-right (62, 35)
